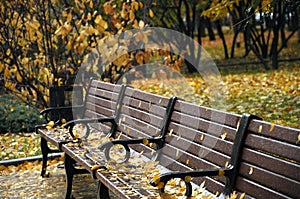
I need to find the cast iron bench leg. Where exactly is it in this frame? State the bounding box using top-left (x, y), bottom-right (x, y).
top-left (65, 153), bottom-right (75, 199)
top-left (97, 181), bottom-right (110, 199)
top-left (41, 137), bottom-right (49, 177)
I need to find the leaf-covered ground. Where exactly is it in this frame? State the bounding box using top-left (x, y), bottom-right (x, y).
top-left (131, 65), bottom-right (299, 129)
top-left (0, 132), bottom-right (41, 161)
top-left (0, 158), bottom-right (98, 198)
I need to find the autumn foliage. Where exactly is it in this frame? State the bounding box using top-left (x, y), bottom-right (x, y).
top-left (0, 0), bottom-right (177, 108)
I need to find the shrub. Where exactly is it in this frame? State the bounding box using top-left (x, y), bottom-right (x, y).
top-left (0, 95), bottom-right (45, 133)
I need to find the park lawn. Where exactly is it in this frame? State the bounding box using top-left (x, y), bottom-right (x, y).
top-left (0, 132), bottom-right (41, 161)
top-left (131, 64), bottom-right (300, 129)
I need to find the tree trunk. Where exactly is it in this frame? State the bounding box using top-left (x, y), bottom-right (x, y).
top-left (205, 18), bottom-right (215, 41)
top-left (270, 2), bottom-right (282, 70)
top-left (215, 20), bottom-right (229, 59)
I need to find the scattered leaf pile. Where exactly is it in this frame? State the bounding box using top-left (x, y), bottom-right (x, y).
top-left (95, 150), bottom-right (244, 199)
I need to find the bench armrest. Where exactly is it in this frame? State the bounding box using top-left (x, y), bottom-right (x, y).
top-left (40, 105), bottom-right (84, 123)
top-left (64, 116), bottom-right (117, 139)
top-left (98, 137), bottom-right (164, 163)
top-left (149, 167), bottom-right (232, 197)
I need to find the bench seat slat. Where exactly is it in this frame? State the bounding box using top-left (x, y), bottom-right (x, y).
top-left (158, 153), bottom-right (226, 194)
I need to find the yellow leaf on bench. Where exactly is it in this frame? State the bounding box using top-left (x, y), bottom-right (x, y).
top-left (91, 165), bottom-right (100, 171)
top-left (46, 121), bottom-right (55, 129)
top-left (270, 123), bottom-right (275, 132)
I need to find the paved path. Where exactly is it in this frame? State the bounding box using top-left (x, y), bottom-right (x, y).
top-left (0, 158), bottom-right (98, 199)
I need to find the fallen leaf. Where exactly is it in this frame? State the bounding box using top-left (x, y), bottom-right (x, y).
top-left (270, 123), bottom-right (275, 132)
top-left (249, 166), bottom-right (254, 175)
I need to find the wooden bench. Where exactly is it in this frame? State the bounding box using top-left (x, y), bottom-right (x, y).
top-left (92, 98), bottom-right (300, 199)
top-left (35, 79), bottom-right (126, 177)
top-left (61, 86), bottom-right (177, 198)
top-left (37, 82), bottom-right (300, 198)
top-left (149, 99), bottom-right (300, 199)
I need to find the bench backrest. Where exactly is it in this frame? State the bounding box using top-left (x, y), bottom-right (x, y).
top-left (236, 120), bottom-right (300, 198)
top-left (113, 86), bottom-right (174, 157)
top-left (157, 99), bottom-right (242, 193)
top-left (82, 80), bottom-right (124, 135)
top-left (156, 98), bottom-right (300, 198)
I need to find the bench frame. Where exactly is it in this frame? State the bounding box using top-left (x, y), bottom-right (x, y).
top-left (62, 84), bottom-right (127, 199)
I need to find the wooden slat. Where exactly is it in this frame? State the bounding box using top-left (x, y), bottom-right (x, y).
top-left (238, 162), bottom-right (300, 198)
top-left (168, 122), bottom-right (233, 156)
top-left (120, 105), bottom-right (164, 128)
top-left (241, 147), bottom-right (300, 181)
top-left (236, 177), bottom-right (293, 199)
top-left (90, 80), bottom-right (122, 93)
top-left (171, 110), bottom-right (238, 142)
top-left (164, 135), bottom-right (230, 168)
top-left (174, 100), bottom-right (241, 128)
top-left (248, 119), bottom-right (300, 144)
top-left (124, 87), bottom-right (170, 107)
top-left (118, 118), bottom-right (160, 138)
top-left (158, 154), bottom-right (225, 194)
top-left (122, 96), bottom-right (166, 118)
top-left (86, 95), bottom-right (117, 110)
top-left (245, 133), bottom-right (300, 162)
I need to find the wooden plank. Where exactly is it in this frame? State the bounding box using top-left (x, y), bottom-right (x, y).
top-left (164, 134), bottom-right (231, 168)
top-left (120, 105), bottom-right (164, 128)
top-left (85, 104), bottom-right (115, 118)
top-left (248, 119), bottom-right (300, 144)
top-left (168, 122), bottom-right (233, 156)
top-left (86, 95), bottom-right (117, 110)
top-left (124, 87), bottom-right (170, 107)
top-left (236, 177), bottom-right (292, 199)
top-left (90, 80), bottom-right (122, 93)
top-left (245, 133), bottom-right (300, 162)
top-left (170, 111), bottom-right (238, 142)
top-left (174, 100), bottom-right (241, 128)
top-left (122, 96), bottom-right (166, 118)
top-left (241, 147), bottom-right (300, 181)
top-left (117, 117), bottom-right (160, 138)
top-left (238, 162), bottom-right (300, 198)
top-left (157, 154), bottom-right (225, 194)
top-left (88, 87), bottom-right (119, 102)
